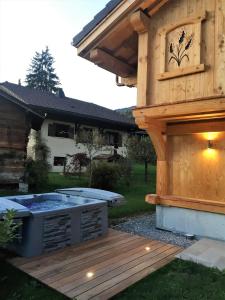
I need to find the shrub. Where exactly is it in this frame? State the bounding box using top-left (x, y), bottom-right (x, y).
top-left (0, 210), bottom-right (21, 248)
top-left (116, 157), bottom-right (133, 186)
top-left (65, 153), bottom-right (90, 175)
top-left (91, 162), bottom-right (119, 191)
top-left (25, 158), bottom-right (50, 189)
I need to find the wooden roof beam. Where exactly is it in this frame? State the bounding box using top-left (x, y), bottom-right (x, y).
top-left (130, 10), bottom-right (151, 107)
top-left (90, 48), bottom-right (136, 78)
top-left (130, 10), bottom-right (151, 33)
top-left (133, 97), bottom-right (225, 120)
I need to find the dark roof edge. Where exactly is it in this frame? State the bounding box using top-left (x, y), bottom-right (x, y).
top-left (31, 105), bottom-right (137, 129)
top-left (73, 0), bottom-right (123, 46)
top-left (0, 85), bottom-right (44, 120)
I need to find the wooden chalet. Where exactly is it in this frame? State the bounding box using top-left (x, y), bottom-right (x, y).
top-left (0, 84), bottom-right (43, 186)
top-left (73, 0), bottom-right (225, 240)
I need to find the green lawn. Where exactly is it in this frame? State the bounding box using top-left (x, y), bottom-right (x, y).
top-left (113, 259), bottom-right (225, 300)
top-left (1, 164), bottom-right (225, 299)
top-left (109, 164), bottom-right (156, 218)
top-left (0, 259), bottom-right (68, 300)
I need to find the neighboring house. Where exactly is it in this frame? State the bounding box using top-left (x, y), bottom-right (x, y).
top-left (0, 84), bottom-right (43, 185)
top-left (73, 0), bottom-right (225, 241)
top-left (0, 82), bottom-right (137, 172)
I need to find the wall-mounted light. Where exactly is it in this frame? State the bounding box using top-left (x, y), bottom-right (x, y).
top-left (202, 132), bottom-right (218, 160)
top-left (208, 140), bottom-right (213, 149)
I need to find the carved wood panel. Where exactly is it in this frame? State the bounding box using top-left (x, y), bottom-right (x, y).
top-left (157, 13), bottom-right (206, 80)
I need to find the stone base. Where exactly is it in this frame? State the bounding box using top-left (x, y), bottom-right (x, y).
top-left (176, 239), bottom-right (225, 270)
top-left (156, 205), bottom-right (225, 241)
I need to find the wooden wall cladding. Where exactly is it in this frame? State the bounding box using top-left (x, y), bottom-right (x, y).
top-left (146, 0), bottom-right (225, 106)
top-left (168, 132), bottom-right (225, 202)
top-left (0, 97), bottom-right (29, 184)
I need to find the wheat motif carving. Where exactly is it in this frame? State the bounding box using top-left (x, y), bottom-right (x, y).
top-left (169, 30), bottom-right (193, 67)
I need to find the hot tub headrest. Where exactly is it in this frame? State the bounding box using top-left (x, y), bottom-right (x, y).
top-left (0, 197), bottom-right (30, 218)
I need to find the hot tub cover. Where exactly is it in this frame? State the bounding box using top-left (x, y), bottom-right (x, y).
top-left (55, 188), bottom-right (126, 207)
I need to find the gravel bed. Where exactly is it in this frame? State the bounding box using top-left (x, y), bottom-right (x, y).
top-left (111, 213), bottom-right (197, 248)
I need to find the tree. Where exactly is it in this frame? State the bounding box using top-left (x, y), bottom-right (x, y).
top-left (75, 129), bottom-right (107, 187)
top-left (25, 132), bottom-right (51, 188)
top-left (127, 135), bottom-right (156, 182)
top-left (25, 46), bottom-right (60, 93)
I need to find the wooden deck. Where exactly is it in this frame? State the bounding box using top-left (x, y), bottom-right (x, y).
top-left (9, 229), bottom-right (182, 300)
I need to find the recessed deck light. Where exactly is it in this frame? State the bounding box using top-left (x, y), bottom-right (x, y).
top-left (86, 272), bottom-right (94, 278)
top-left (145, 246), bottom-right (151, 251)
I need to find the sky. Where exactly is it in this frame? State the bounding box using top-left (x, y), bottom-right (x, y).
top-left (0, 0), bottom-right (136, 109)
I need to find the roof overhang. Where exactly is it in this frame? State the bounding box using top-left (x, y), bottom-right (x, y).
top-left (0, 85), bottom-right (45, 130)
top-left (30, 105), bottom-right (137, 131)
top-left (73, 0), bottom-right (169, 80)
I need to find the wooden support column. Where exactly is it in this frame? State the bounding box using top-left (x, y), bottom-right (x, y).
top-left (147, 120), bottom-right (168, 196)
top-left (156, 160), bottom-right (168, 196)
top-left (130, 10), bottom-right (151, 107)
top-left (135, 116), bottom-right (168, 196)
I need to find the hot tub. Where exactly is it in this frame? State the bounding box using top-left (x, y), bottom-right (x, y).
top-left (1, 193), bottom-right (108, 257)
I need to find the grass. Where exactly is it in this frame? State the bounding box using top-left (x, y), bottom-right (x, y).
top-left (0, 259), bottom-right (68, 300)
top-left (112, 259), bottom-right (225, 300)
top-left (109, 164), bottom-right (156, 218)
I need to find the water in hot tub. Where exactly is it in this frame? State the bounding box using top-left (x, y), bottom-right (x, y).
top-left (9, 194), bottom-right (92, 212)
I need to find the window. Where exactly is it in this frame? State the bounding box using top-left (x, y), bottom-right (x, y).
top-left (77, 127), bottom-right (93, 143)
top-left (48, 123), bottom-right (74, 139)
top-left (104, 131), bottom-right (122, 148)
top-left (53, 157), bottom-right (66, 166)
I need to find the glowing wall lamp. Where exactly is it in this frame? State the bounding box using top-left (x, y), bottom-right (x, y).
top-left (207, 140), bottom-right (213, 149)
top-left (202, 132), bottom-right (218, 160)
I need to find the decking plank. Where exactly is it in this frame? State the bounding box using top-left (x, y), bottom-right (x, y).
top-left (52, 240), bottom-right (162, 291)
top-left (9, 229), bottom-right (182, 300)
top-left (11, 229), bottom-right (127, 269)
top-left (71, 246), bottom-right (180, 299)
top-left (91, 251), bottom-right (181, 300)
top-left (31, 235), bottom-right (143, 278)
top-left (47, 238), bottom-right (156, 287)
top-left (39, 236), bottom-right (146, 282)
top-left (66, 243), bottom-right (175, 297)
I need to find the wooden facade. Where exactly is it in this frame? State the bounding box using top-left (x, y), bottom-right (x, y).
top-left (74, 0), bottom-right (225, 215)
top-left (0, 88), bottom-right (43, 185)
